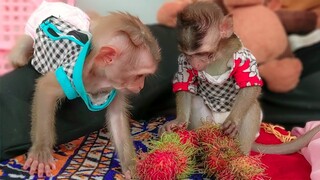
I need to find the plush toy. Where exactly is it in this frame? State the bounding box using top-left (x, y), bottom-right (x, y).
top-left (273, 0), bottom-right (320, 29)
top-left (227, 0), bottom-right (304, 93)
top-left (156, 0), bottom-right (196, 28)
top-left (156, 0), bottom-right (315, 93)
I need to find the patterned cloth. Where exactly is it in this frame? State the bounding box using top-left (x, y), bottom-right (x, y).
top-left (32, 16), bottom-right (88, 80)
top-left (0, 117), bottom-right (311, 180)
top-left (173, 48), bottom-right (263, 112)
top-left (0, 117), bottom-right (167, 180)
top-left (30, 16), bottom-right (116, 111)
top-left (25, 1), bottom-right (116, 111)
top-left (25, 1), bottom-right (90, 40)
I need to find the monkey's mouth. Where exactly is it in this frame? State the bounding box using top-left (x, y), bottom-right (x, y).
top-left (87, 91), bottom-right (110, 105)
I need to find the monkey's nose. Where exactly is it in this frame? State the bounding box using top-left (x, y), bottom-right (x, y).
top-left (190, 61), bottom-right (204, 71)
top-left (194, 65), bottom-right (204, 71)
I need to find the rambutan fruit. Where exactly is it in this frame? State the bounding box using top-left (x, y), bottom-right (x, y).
top-left (135, 132), bottom-right (196, 180)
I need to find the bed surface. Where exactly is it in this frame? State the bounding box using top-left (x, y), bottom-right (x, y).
top-left (0, 116), bottom-right (311, 180)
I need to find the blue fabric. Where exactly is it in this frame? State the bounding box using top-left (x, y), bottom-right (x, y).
top-left (72, 40), bottom-right (117, 111)
top-left (55, 67), bottom-right (78, 99)
top-left (40, 18), bottom-right (117, 111)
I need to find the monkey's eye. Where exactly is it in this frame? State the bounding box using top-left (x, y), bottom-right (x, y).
top-left (183, 51), bottom-right (215, 63)
top-left (207, 53), bottom-right (214, 59)
top-left (195, 52), bottom-right (214, 62)
top-left (183, 54), bottom-right (192, 60)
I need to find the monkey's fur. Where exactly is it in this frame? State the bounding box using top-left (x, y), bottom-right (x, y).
top-left (9, 10), bottom-right (160, 179)
top-left (160, 1), bottom-right (320, 156)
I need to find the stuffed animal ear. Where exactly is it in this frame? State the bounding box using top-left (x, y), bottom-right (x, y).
top-left (94, 46), bottom-right (117, 65)
top-left (219, 14), bottom-right (234, 38)
top-left (224, 0), bottom-right (263, 8)
top-left (265, 0), bottom-right (282, 11)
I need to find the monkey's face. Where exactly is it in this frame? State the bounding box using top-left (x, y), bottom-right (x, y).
top-left (184, 52), bottom-right (213, 71)
top-left (105, 51), bottom-right (157, 94)
top-left (183, 43), bottom-right (219, 71)
top-left (184, 29), bottom-right (221, 71)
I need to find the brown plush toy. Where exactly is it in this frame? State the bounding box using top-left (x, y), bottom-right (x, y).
top-left (266, 0), bottom-right (318, 35)
top-left (157, 0), bottom-right (317, 93)
top-left (275, 0), bottom-right (320, 29)
top-left (157, 0), bottom-right (196, 28)
top-left (224, 0), bottom-right (304, 93)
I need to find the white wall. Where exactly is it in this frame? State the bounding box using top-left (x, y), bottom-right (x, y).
top-left (75, 0), bottom-right (167, 25)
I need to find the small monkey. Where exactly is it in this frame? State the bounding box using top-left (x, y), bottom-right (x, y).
top-left (8, 2), bottom-right (160, 179)
top-left (160, 1), bottom-right (320, 155)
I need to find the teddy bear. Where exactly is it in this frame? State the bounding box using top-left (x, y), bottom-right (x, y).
top-left (276, 0), bottom-right (320, 29)
top-left (266, 0), bottom-right (318, 35)
top-left (156, 0), bottom-right (317, 93)
top-left (156, 0), bottom-right (196, 28)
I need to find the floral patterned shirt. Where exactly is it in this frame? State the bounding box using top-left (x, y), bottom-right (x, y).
top-left (172, 48), bottom-right (263, 112)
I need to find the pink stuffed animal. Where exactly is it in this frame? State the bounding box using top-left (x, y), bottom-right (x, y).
top-left (225, 0), bottom-right (303, 93)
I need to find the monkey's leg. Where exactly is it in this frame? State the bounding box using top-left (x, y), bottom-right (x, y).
top-left (189, 95), bottom-right (213, 129)
top-left (238, 101), bottom-right (261, 155)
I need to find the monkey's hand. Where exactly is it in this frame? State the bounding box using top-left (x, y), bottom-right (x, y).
top-left (123, 163), bottom-right (136, 180)
top-left (159, 119), bottom-right (187, 136)
top-left (222, 116), bottom-right (240, 138)
top-left (23, 147), bottom-right (56, 178)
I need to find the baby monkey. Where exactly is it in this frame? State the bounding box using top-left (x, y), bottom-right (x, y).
top-left (9, 2), bottom-right (160, 179)
top-left (160, 1), bottom-right (320, 155)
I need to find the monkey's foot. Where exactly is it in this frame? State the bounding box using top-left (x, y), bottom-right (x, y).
top-left (23, 150), bottom-right (56, 178)
top-left (8, 50), bottom-right (30, 68)
top-left (10, 57), bottom-right (29, 68)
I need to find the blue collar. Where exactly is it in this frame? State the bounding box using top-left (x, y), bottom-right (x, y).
top-left (41, 17), bottom-right (117, 111)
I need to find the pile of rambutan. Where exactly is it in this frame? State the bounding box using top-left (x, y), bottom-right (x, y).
top-left (197, 123), bottom-right (267, 180)
top-left (135, 122), bottom-right (267, 180)
top-left (135, 129), bottom-right (198, 180)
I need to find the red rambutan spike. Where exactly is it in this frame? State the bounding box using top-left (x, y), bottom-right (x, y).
top-left (174, 128), bottom-right (199, 147)
top-left (136, 132), bottom-right (197, 180)
top-left (226, 155), bottom-right (268, 180)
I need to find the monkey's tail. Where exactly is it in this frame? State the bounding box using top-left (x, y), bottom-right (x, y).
top-left (251, 125), bottom-right (320, 154)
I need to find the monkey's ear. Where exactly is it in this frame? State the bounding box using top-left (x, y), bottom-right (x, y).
top-left (220, 14), bottom-right (233, 38)
top-left (94, 46), bottom-right (117, 65)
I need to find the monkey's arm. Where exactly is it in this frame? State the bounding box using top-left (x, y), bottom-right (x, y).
top-left (176, 91), bottom-right (192, 122)
top-left (23, 72), bottom-right (65, 177)
top-left (222, 86), bottom-right (261, 136)
top-left (159, 91), bottom-right (192, 134)
top-left (8, 35), bottom-right (34, 67)
top-left (106, 92), bottom-right (136, 179)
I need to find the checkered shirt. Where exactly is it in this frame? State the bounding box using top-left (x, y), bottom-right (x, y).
top-left (29, 16), bottom-right (117, 111)
top-left (31, 16), bottom-right (89, 82)
top-left (172, 48), bottom-right (263, 113)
